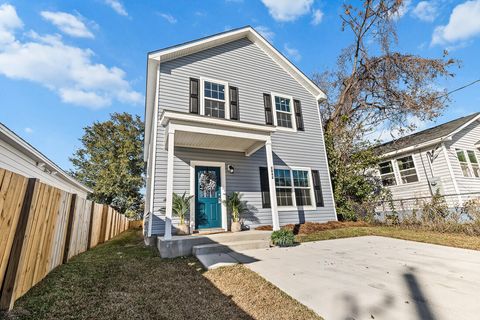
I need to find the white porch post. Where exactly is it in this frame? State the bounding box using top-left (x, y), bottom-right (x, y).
top-left (164, 126), bottom-right (175, 240)
top-left (265, 137), bottom-right (279, 230)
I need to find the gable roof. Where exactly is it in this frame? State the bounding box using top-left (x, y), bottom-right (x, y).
top-left (0, 122), bottom-right (92, 194)
top-left (374, 112), bottom-right (480, 156)
top-left (143, 26), bottom-right (326, 159)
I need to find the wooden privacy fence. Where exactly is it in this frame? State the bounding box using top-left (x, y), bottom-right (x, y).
top-left (0, 168), bottom-right (131, 310)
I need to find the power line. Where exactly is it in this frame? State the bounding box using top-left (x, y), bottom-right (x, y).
top-left (438, 78), bottom-right (480, 100)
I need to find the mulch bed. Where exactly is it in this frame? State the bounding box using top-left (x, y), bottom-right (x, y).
top-left (256, 221), bottom-right (369, 234)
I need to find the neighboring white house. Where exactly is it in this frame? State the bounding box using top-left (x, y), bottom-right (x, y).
top-left (374, 112), bottom-right (480, 210)
top-left (0, 123), bottom-right (91, 198)
top-left (143, 26), bottom-right (337, 240)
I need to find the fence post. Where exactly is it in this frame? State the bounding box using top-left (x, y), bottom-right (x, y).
top-left (62, 194), bottom-right (77, 264)
top-left (86, 202), bottom-right (95, 250)
top-left (0, 178), bottom-right (37, 311)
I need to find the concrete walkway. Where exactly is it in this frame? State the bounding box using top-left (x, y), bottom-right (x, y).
top-left (237, 236), bottom-right (480, 320)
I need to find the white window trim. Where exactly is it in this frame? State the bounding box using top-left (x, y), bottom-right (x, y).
top-left (395, 154), bottom-right (420, 185)
top-left (378, 160), bottom-right (397, 187)
top-left (456, 149), bottom-right (480, 179)
top-left (271, 92), bottom-right (297, 132)
top-left (274, 166), bottom-right (315, 211)
top-left (200, 77), bottom-right (230, 120)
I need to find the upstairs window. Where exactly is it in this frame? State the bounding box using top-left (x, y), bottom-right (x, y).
top-left (274, 95), bottom-right (293, 129)
top-left (396, 155), bottom-right (419, 184)
top-left (456, 149), bottom-right (480, 178)
top-left (204, 80), bottom-right (226, 118)
top-left (379, 161), bottom-right (396, 186)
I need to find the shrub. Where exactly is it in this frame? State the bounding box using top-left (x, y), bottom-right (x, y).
top-left (271, 229), bottom-right (295, 247)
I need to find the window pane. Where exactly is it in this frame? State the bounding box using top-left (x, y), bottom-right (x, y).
top-left (276, 112), bottom-right (292, 128)
top-left (460, 163), bottom-right (472, 177)
top-left (295, 189), bottom-right (311, 206)
top-left (204, 99), bottom-right (225, 118)
top-left (379, 161), bottom-right (394, 174)
top-left (457, 150), bottom-right (467, 163)
top-left (397, 156), bottom-right (415, 170)
top-left (401, 174), bottom-right (419, 184)
top-left (275, 96), bottom-right (291, 112)
top-left (381, 174), bottom-right (396, 186)
top-left (204, 81), bottom-right (225, 101)
top-left (467, 150), bottom-right (478, 164)
top-left (293, 170), bottom-right (309, 187)
top-left (276, 188), bottom-right (293, 206)
top-left (274, 169), bottom-right (291, 187)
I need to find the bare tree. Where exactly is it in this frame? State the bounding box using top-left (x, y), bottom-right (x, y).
top-left (315, 0), bottom-right (457, 219)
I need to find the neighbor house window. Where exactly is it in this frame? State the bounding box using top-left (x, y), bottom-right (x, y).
top-left (274, 95), bottom-right (293, 129)
top-left (396, 155), bottom-right (419, 184)
top-left (379, 161), bottom-right (397, 186)
top-left (274, 168), bottom-right (313, 208)
top-left (456, 149), bottom-right (480, 178)
top-left (204, 81), bottom-right (226, 118)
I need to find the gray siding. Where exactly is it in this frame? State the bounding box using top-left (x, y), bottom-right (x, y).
top-left (445, 120), bottom-right (480, 197)
top-left (150, 37), bottom-right (335, 235)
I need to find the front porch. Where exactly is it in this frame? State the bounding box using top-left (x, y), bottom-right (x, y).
top-left (160, 110), bottom-right (281, 240)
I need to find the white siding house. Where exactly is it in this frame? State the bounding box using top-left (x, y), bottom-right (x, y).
top-left (374, 112), bottom-right (480, 210)
top-left (144, 26), bottom-right (337, 239)
top-left (0, 123), bottom-right (91, 198)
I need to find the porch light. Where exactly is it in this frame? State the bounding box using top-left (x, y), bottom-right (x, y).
top-left (228, 165), bottom-right (234, 174)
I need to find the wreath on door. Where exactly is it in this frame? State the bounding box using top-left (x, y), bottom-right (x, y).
top-left (199, 172), bottom-right (217, 197)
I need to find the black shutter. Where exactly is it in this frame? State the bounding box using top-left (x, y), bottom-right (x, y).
top-left (189, 78), bottom-right (199, 114)
top-left (229, 86), bottom-right (239, 120)
top-left (263, 93), bottom-right (273, 125)
top-left (294, 99), bottom-right (304, 131)
top-left (311, 170), bottom-right (324, 207)
top-left (259, 167), bottom-right (271, 208)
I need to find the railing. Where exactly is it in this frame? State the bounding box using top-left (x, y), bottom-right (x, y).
top-left (0, 168), bottom-right (131, 311)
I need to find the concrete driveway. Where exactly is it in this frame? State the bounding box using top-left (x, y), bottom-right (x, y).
top-left (236, 236), bottom-right (480, 320)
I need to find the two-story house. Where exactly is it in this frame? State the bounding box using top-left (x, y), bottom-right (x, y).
top-left (374, 112), bottom-right (480, 211)
top-left (143, 26), bottom-right (337, 240)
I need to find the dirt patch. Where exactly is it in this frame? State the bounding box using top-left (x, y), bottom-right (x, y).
top-left (256, 221), bottom-right (369, 234)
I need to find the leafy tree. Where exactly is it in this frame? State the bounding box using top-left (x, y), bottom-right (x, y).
top-left (70, 113), bottom-right (145, 218)
top-left (314, 0), bottom-right (457, 220)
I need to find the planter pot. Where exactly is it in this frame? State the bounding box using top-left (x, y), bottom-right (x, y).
top-left (177, 224), bottom-right (190, 235)
top-left (231, 221), bottom-right (242, 233)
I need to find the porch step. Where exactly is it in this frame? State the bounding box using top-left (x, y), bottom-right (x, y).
top-left (192, 239), bottom-right (270, 256)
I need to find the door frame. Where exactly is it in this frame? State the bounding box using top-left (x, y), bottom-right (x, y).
top-left (190, 161), bottom-right (227, 231)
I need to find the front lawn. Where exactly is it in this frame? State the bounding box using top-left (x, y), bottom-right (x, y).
top-left (296, 225), bottom-right (480, 251)
top-left (1, 230), bottom-right (320, 320)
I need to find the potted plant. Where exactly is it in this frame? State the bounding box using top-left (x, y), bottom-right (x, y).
top-left (224, 192), bottom-right (247, 232)
top-left (172, 192), bottom-right (194, 235)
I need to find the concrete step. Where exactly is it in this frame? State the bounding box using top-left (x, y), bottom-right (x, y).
top-left (193, 239), bottom-right (270, 256)
top-left (200, 231), bottom-right (272, 243)
top-left (196, 253), bottom-right (238, 270)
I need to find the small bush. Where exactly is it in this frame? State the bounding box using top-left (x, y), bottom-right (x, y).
top-left (271, 229), bottom-right (295, 247)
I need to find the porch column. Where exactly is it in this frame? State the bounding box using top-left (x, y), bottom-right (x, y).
top-left (164, 127), bottom-right (175, 240)
top-left (265, 137), bottom-right (280, 230)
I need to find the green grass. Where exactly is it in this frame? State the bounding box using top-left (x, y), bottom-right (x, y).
top-left (296, 226), bottom-right (480, 251)
top-left (2, 230), bottom-right (320, 320)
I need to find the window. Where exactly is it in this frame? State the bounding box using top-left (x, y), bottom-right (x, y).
top-left (379, 161), bottom-right (396, 186)
top-left (204, 80), bottom-right (226, 118)
top-left (274, 168), bottom-right (313, 208)
top-left (456, 149), bottom-right (480, 178)
top-left (396, 155), bottom-right (419, 184)
top-left (274, 95), bottom-right (293, 129)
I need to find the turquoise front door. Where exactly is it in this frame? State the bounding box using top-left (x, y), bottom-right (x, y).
top-left (195, 166), bottom-right (222, 229)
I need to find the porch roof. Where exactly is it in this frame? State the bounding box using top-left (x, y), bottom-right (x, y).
top-left (160, 110), bottom-right (276, 156)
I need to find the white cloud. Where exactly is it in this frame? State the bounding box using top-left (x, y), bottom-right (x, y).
top-left (390, 0), bottom-right (412, 20)
top-left (24, 127), bottom-right (33, 134)
top-left (255, 25), bottom-right (275, 43)
top-left (41, 11), bottom-right (94, 38)
top-left (432, 0), bottom-right (480, 45)
top-left (0, 4), bottom-right (23, 44)
top-left (311, 9), bottom-right (323, 25)
top-left (261, 0), bottom-right (313, 22)
top-left (0, 5), bottom-right (142, 109)
top-left (284, 43), bottom-right (301, 62)
top-left (157, 13), bottom-right (177, 24)
top-left (104, 0), bottom-right (128, 16)
top-left (412, 1), bottom-right (438, 22)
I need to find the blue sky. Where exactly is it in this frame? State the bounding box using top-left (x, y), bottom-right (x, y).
top-left (0, 0), bottom-right (479, 170)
